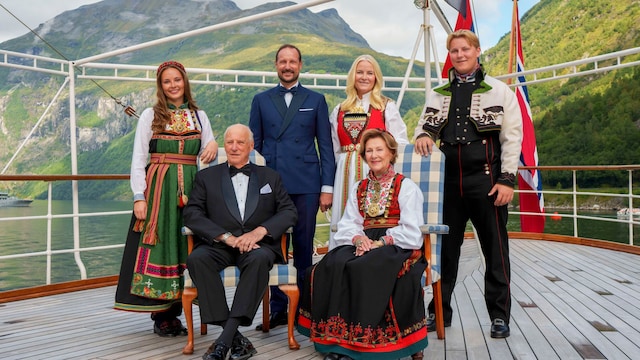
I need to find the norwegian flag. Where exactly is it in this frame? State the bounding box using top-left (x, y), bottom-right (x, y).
top-left (444, 0), bottom-right (468, 17)
top-left (441, 0), bottom-right (475, 78)
top-left (513, 2), bottom-right (545, 232)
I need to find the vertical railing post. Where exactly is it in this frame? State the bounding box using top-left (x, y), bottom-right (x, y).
top-left (572, 170), bottom-right (579, 237)
top-left (46, 182), bottom-right (53, 285)
top-left (628, 170), bottom-right (634, 246)
top-left (68, 64), bottom-right (87, 279)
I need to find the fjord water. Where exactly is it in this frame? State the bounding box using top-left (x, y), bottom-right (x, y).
top-left (0, 200), bottom-right (638, 291)
top-left (0, 200), bottom-right (131, 291)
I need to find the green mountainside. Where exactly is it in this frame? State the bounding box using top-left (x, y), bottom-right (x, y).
top-left (1, 0), bottom-right (639, 199)
top-left (0, 0), bottom-right (427, 199)
top-left (482, 0), bottom-right (640, 187)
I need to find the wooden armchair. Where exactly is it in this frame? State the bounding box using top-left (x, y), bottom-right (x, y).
top-left (329, 144), bottom-right (448, 340)
top-left (180, 149), bottom-right (300, 355)
top-left (394, 144), bottom-right (448, 340)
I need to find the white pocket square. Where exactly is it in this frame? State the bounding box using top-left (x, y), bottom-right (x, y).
top-left (299, 108), bottom-right (314, 112)
top-left (260, 184), bottom-right (272, 194)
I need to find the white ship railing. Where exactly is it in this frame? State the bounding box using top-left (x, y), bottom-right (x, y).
top-left (1, 166), bottom-right (638, 291)
top-left (1, 0), bottom-right (639, 291)
top-left (3, 47), bottom-right (639, 90)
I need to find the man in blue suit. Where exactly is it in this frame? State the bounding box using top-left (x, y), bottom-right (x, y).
top-left (250, 44), bottom-right (335, 330)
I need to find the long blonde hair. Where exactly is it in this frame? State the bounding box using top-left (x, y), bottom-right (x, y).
top-left (340, 55), bottom-right (387, 113)
top-left (151, 61), bottom-right (199, 134)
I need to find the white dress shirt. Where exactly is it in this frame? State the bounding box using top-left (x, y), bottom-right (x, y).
top-left (230, 163), bottom-right (250, 220)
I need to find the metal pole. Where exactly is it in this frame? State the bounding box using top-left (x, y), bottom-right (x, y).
top-left (398, 0), bottom-right (452, 107)
top-left (68, 63), bottom-right (87, 279)
top-left (424, 1), bottom-right (432, 104)
top-left (396, 26), bottom-right (425, 108)
top-left (1, 78), bottom-right (69, 174)
top-left (46, 182), bottom-right (53, 284)
top-left (628, 170), bottom-right (634, 245)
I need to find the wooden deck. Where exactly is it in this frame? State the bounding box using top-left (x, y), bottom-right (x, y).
top-left (1, 238), bottom-right (640, 360)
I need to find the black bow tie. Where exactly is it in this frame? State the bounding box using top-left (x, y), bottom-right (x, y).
top-left (229, 164), bottom-right (251, 177)
top-left (279, 86), bottom-right (297, 96)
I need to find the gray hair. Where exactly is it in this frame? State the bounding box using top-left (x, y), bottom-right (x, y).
top-left (223, 123), bottom-right (254, 143)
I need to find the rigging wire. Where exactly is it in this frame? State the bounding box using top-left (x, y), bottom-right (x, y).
top-left (0, 3), bottom-right (139, 118)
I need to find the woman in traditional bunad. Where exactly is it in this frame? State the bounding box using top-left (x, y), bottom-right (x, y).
top-left (298, 129), bottom-right (428, 360)
top-left (115, 61), bottom-right (218, 336)
top-left (328, 54), bottom-right (409, 250)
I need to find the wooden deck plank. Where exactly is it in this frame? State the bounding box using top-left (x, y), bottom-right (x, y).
top-left (467, 272), bottom-right (545, 360)
top-left (454, 274), bottom-right (491, 360)
top-left (1, 239), bottom-right (640, 359)
top-left (548, 242), bottom-right (640, 301)
top-left (465, 270), bottom-right (520, 360)
top-left (521, 241), bottom-right (640, 302)
top-left (510, 241), bottom-right (630, 359)
top-left (510, 280), bottom-right (564, 360)
top-left (523, 241), bottom-right (640, 337)
top-left (509, 256), bottom-right (595, 358)
top-left (514, 241), bottom-right (640, 359)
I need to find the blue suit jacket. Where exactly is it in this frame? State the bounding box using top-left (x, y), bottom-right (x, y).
top-left (249, 85), bottom-right (335, 195)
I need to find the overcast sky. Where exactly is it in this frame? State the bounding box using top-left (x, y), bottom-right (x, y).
top-left (0, 0), bottom-right (539, 62)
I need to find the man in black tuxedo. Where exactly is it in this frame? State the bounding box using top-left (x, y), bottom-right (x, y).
top-left (184, 124), bottom-right (298, 360)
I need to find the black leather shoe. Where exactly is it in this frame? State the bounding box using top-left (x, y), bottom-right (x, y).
top-left (425, 313), bottom-right (451, 332)
top-left (323, 353), bottom-right (340, 360)
top-left (153, 318), bottom-right (188, 337)
top-left (490, 318), bottom-right (510, 338)
top-left (338, 355), bottom-right (354, 360)
top-left (230, 334), bottom-right (257, 360)
top-left (154, 320), bottom-right (180, 337)
top-left (255, 311), bottom-right (288, 331)
top-left (169, 318), bottom-right (188, 336)
top-left (203, 342), bottom-right (229, 360)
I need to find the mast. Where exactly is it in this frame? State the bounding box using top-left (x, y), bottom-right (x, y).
top-left (507, 0), bottom-right (519, 83)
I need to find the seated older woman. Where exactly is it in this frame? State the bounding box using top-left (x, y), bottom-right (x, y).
top-left (297, 129), bottom-right (428, 360)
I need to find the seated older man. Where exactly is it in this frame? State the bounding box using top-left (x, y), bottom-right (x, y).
top-left (184, 124), bottom-right (298, 360)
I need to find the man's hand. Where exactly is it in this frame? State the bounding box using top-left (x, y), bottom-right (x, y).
top-left (488, 183), bottom-right (514, 207)
top-left (414, 135), bottom-right (434, 156)
top-left (229, 226), bottom-right (267, 253)
top-left (319, 192), bottom-right (332, 212)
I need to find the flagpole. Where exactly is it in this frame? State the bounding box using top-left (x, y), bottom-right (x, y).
top-left (398, 0), bottom-right (448, 108)
top-left (511, 0), bottom-right (546, 233)
top-left (423, 1), bottom-right (433, 103)
top-left (507, 0), bottom-right (518, 84)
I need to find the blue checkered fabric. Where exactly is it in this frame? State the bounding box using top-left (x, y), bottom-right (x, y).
top-left (394, 144), bottom-right (447, 283)
top-left (183, 149), bottom-right (297, 288)
top-left (218, 264), bottom-right (297, 287)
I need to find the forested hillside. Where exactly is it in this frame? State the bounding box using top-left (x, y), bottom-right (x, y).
top-left (482, 0), bottom-right (640, 187)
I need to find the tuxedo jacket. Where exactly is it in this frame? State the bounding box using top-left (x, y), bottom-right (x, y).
top-left (249, 84), bottom-right (335, 195)
top-left (183, 162), bottom-right (298, 264)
